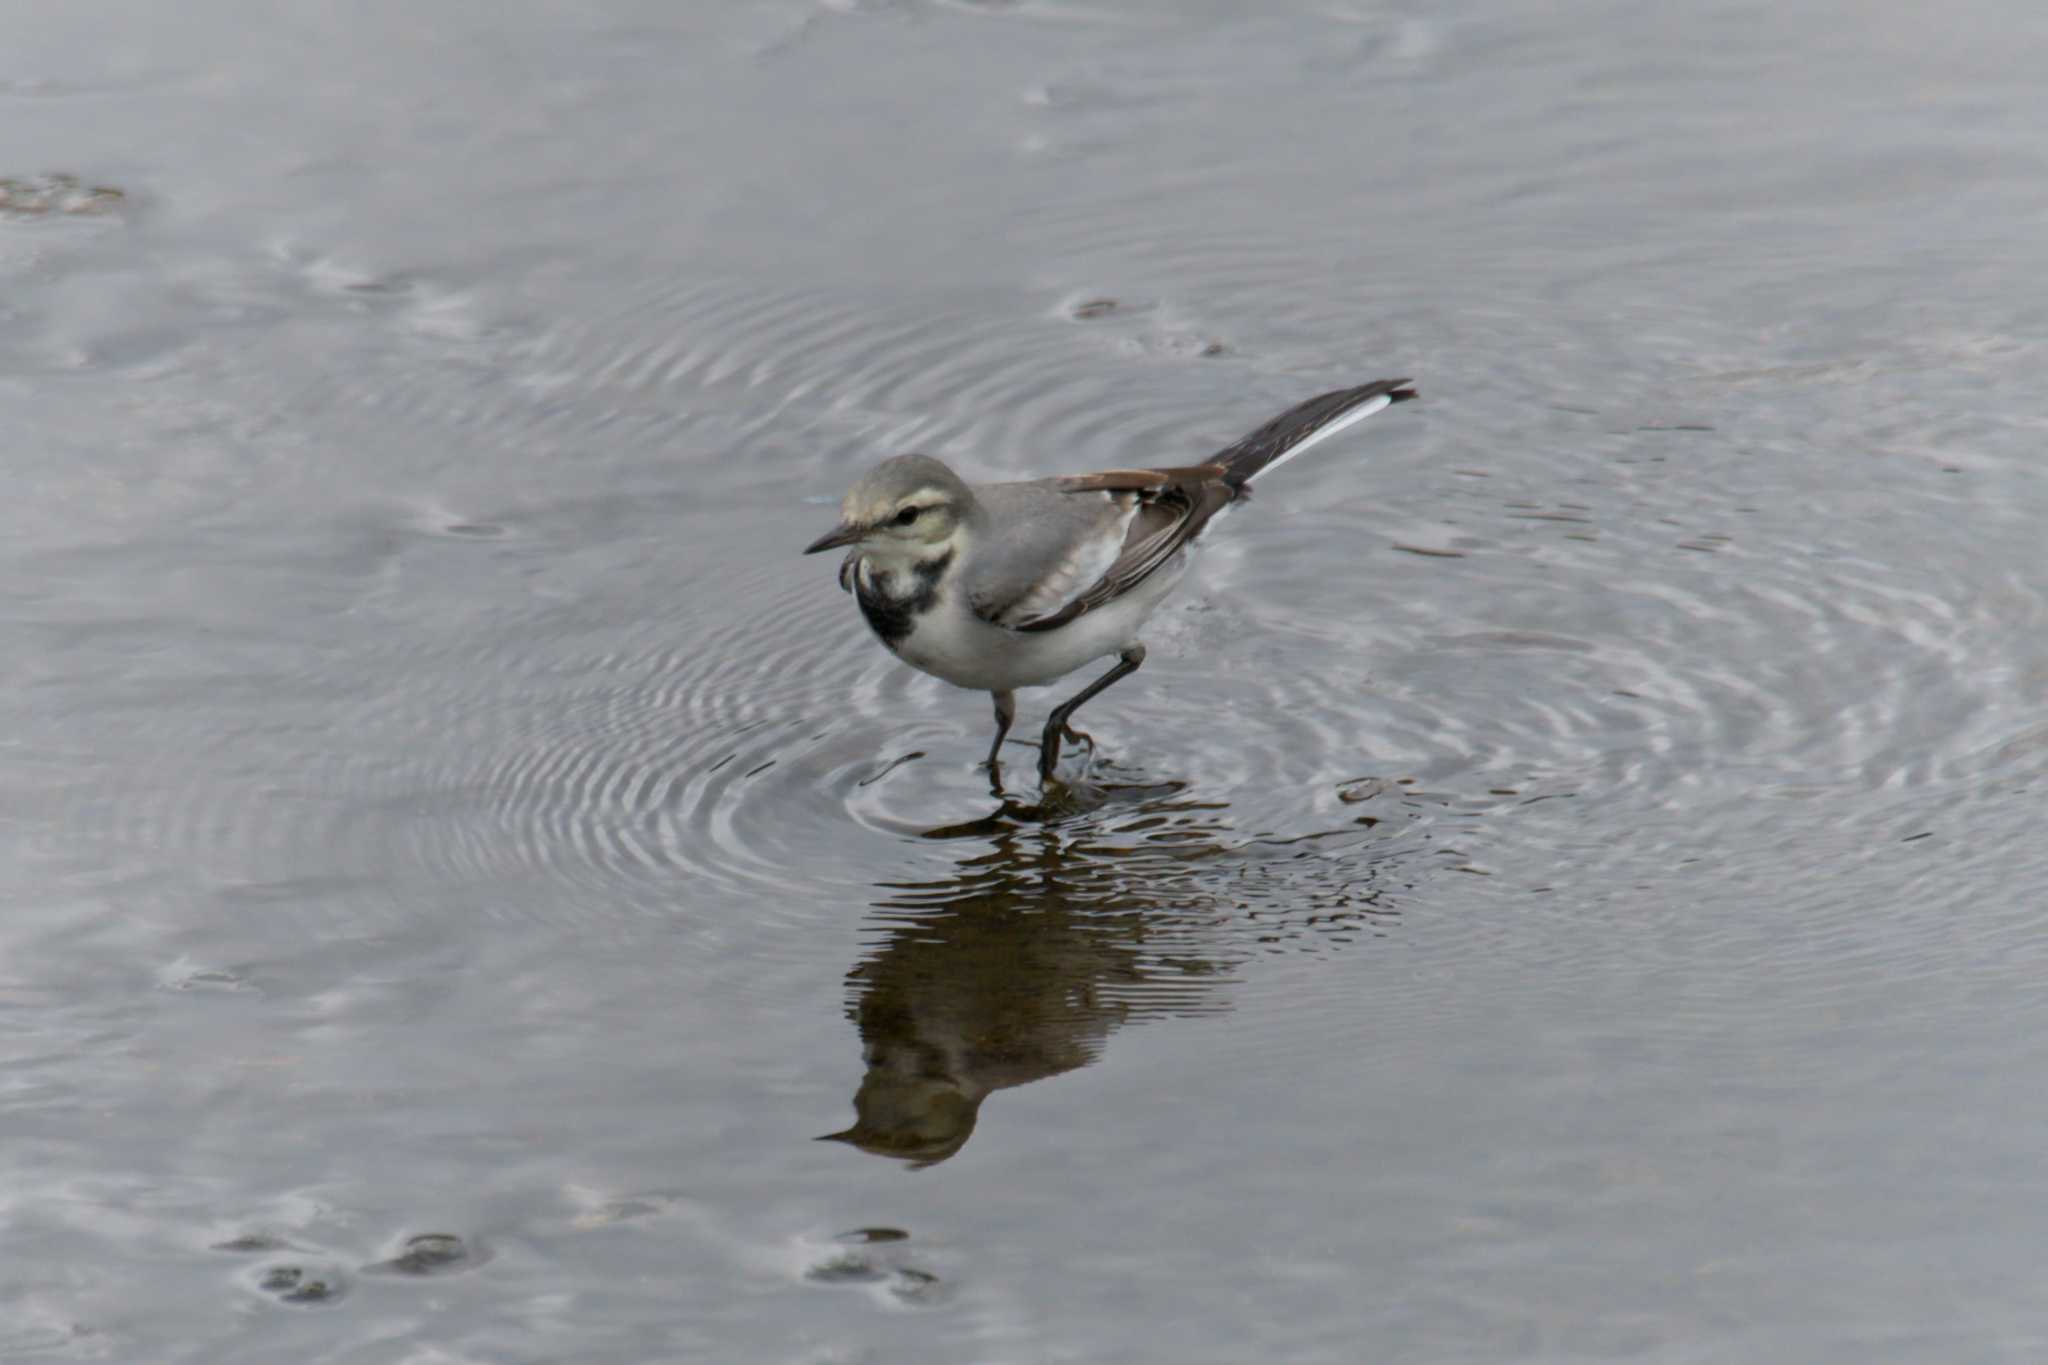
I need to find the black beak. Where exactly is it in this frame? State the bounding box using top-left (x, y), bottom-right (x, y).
top-left (804, 522), bottom-right (864, 555)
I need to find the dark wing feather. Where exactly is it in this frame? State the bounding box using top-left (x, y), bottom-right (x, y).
top-left (984, 379), bottom-right (1415, 632)
top-left (1006, 466), bottom-right (1237, 633)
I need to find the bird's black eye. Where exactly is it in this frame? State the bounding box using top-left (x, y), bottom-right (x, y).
top-left (894, 506), bottom-right (922, 526)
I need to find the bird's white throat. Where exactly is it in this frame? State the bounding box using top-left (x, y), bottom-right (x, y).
top-left (856, 527), bottom-right (969, 596)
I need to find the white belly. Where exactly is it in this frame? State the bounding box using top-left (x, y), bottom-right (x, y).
top-left (891, 557), bottom-right (1184, 692)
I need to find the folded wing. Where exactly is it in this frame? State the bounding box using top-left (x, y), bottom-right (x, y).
top-left (971, 378), bottom-right (1415, 634)
top-left (977, 465), bottom-right (1236, 634)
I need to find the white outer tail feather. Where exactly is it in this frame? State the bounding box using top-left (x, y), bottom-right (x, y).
top-left (1206, 391), bottom-right (1396, 531)
top-left (1252, 391), bottom-right (1393, 483)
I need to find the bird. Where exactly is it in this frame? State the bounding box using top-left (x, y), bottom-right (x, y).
top-left (804, 378), bottom-right (1417, 786)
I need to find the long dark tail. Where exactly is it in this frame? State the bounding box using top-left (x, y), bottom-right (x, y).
top-left (1214, 378), bottom-right (1416, 488)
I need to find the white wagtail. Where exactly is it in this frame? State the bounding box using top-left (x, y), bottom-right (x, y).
top-left (805, 378), bottom-right (1417, 785)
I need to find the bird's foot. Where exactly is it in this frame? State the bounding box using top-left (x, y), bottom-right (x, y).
top-left (1038, 728), bottom-right (1094, 784)
top-left (1037, 732), bottom-right (1062, 783)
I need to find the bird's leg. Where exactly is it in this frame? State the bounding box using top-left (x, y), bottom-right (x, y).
top-left (1039, 645), bottom-right (1146, 782)
top-left (984, 690), bottom-right (1016, 788)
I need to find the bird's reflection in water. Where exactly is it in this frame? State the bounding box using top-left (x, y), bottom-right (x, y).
top-left (824, 773), bottom-right (1371, 1168)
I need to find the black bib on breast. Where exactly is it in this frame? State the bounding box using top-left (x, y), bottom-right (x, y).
top-left (855, 550), bottom-right (953, 647)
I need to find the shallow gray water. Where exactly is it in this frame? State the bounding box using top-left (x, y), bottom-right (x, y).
top-left (5, 1), bottom-right (2046, 1359)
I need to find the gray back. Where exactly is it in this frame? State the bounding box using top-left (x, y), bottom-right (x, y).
top-left (959, 478), bottom-right (1129, 624)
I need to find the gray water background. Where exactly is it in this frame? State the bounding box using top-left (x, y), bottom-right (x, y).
top-left (4, 1), bottom-right (2046, 1360)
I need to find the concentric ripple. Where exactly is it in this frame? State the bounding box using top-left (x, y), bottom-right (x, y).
top-left (46, 268), bottom-right (2040, 971)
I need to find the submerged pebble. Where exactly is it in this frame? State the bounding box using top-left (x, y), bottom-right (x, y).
top-left (365, 1232), bottom-right (483, 1276)
top-left (253, 1265), bottom-right (344, 1305)
top-left (0, 172), bottom-right (125, 217)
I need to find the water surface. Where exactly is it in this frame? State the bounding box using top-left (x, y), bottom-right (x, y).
top-left (4, 1), bottom-right (2046, 1360)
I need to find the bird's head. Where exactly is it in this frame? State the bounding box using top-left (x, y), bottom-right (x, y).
top-left (804, 455), bottom-right (971, 557)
